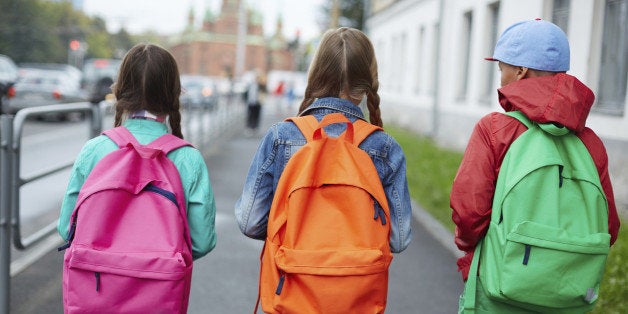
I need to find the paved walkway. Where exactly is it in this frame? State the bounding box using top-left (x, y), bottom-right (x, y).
top-left (10, 104), bottom-right (464, 313)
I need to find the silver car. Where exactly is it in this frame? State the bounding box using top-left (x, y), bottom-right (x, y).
top-left (0, 54), bottom-right (18, 113)
top-left (6, 67), bottom-right (88, 119)
top-left (180, 74), bottom-right (219, 111)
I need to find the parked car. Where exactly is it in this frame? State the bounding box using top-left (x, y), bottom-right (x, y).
top-left (6, 67), bottom-right (88, 120)
top-left (0, 54), bottom-right (18, 114)
top-left (19, 62), bottom-right (82, 82)
top-left (82, 58), bottom-right (121, 103)
top-left (180, 74), bottom-right (219, 111)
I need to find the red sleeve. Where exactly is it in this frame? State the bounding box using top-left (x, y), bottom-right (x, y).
top-left (578, 128), bottom-right (621, 245)
top-left (450, 113), bottom-right (527, 281)
top-left (450, 115), bottom-right (497, 281)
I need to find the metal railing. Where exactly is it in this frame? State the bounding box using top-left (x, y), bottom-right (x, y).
top-left (0, 93), bottom-right (244, 314)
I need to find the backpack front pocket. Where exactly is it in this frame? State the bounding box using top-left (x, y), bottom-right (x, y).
top-left (273, 247), bottom-right (390, 314)
top-left (499, 221), bottom-right (610, 308)
top-left (64, 245), bottom-right (190, 313)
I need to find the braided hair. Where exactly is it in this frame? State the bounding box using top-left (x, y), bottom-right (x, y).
top-left (112, 43), bottom-right (184, 138)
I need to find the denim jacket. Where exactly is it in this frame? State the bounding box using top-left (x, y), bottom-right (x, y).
top-left (235, 97), bottom-right (412, 253)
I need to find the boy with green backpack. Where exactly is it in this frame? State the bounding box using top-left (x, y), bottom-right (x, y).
top-left (451, 19), bottom-right (621, 313)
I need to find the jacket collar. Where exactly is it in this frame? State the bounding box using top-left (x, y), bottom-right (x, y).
top-left (300, 97), bottom-right (366, 120)
top-left (498, 73), bottom-right (594, 132)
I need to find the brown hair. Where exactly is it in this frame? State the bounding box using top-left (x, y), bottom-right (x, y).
top-left (298, 27), bottom-right (383, 127)
top-left (112, 43), bottom-right (183, 138)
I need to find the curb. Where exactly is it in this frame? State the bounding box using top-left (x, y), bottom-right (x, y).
top-left (411, 200), bottom-right (464, 259)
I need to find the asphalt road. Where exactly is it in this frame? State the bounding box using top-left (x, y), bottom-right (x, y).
top-left (9, 105), bottom-right (464, 313)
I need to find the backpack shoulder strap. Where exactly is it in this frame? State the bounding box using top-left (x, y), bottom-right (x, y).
top-left (147, 134), bottom-right (192, 154)
top-left (286, 115), bottom-right (319, 142)
top-left (353, 119), bottom-right (383, 145)
top-left (287, 115), bottom-right (382, 144)
top-left (103, 126), bottom-right (190, 154)
top-left (103, 126), bottom-right (139, 148)
top-left (504, 110), bottom-right (533, 129)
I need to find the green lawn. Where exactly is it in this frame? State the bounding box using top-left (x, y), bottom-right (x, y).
top-left (387, 126), bottom-right (627, 314)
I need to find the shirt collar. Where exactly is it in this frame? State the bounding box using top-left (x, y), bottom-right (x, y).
top-left (129, 110), bottom-right (167, 122)
top-left (123, 118), bottom-right (169, 133)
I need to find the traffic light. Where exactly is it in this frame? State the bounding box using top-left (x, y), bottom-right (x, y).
top-left (69, 40), bottom-right (81, 51)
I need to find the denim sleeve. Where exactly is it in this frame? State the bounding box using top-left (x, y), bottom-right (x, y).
top-left (384, 138), bottom-right (413, 253)
top-left (235, 128), bottom-right (277, 240)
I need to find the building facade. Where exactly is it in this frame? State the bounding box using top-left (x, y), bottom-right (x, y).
top-left (366, 0), bottom-right (628, 211)
top-left (169, 0), bottom-right (296, 78)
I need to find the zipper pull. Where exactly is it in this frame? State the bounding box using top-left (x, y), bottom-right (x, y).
top-left (275, 273), bottom-right (285, 295)
top-left (373, 201), bottom-right (387, 225)
top-left (95, 272), bottom-right (101, 291)
top-left (522, 245), bottom-right (531, 265)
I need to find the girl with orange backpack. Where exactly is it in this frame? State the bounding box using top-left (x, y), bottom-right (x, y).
top-left (235, 27), bottom-right (413, 313)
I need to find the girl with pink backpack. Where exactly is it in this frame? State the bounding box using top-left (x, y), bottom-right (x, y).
top-left (57, 43), bottom-right (216, 313)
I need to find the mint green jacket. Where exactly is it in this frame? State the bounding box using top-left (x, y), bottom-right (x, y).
top-left (57, 118), bottom-right (217, 260)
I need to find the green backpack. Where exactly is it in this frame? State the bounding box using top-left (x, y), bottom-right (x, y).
top-left (460, 111), bottom-right (610, 313)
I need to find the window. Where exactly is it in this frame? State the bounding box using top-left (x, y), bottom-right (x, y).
top-left (552, 0), bottom-right (571, 34)
top-left (415, 26), bottom-right (425, 94)
top-left (458, 11), bottom-right (473, 100)
top-left (399, 32), bottom-right (407, 92)
top-left (482, 2), bottom-right (500, 102)
top-left (430, 22), bottom-right (439, 94)
top-left (596, 0), bottom-right (627, 115)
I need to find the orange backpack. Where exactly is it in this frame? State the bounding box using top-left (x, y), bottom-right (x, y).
top-left (256, 113), bottom-right (393, 314)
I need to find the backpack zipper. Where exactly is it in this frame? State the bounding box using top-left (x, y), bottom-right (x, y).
top-left (95, 272), bottom-right (101, 291)
top-left (522, 245), bottom-right (531, 265)
top-left (144, 184), bottom-right (178, 207)
top-left (373, 200), bottom-right (387, 225)
top-left (275, 272), bottom-right (286, 295)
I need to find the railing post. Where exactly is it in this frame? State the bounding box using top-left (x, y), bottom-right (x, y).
top-left (90, 102), bottom-right (102, 138)
top-left (0, 114), bottom-right (14, 314)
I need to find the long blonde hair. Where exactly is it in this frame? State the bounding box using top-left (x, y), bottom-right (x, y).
top-left (112, 43), bottom-right (184, 138)
top-left (298, 27), bottom-right (382, 127)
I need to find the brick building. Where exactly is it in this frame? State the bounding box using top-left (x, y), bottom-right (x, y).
top-left (169, 0), bottom-right (296, 78)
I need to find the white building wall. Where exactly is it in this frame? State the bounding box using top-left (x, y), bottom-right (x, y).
top-left (367, 0), bottom-right (628, 211)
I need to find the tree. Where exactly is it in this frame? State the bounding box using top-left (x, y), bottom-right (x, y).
top-left (0, 0), bottom-right (58, 63)
top-left (319, 0), bottom-right (365, 31)
top-left (0, 0), bottom-right (137, 64)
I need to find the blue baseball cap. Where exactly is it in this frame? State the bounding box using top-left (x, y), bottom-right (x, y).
top-left (486, 19), bottom-right (570, 72)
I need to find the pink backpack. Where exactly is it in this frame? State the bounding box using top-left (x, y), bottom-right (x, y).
top-left (59, 126), bottom-right (193, 313)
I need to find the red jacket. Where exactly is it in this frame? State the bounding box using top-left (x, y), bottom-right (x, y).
top-left (450, 73), bottom-right (620, 281)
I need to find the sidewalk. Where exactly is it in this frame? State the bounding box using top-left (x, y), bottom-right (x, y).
top-left (9, 103), bottom-right (464, 313)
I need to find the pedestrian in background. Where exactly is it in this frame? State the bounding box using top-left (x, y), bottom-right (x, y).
top-left (58, 43), bottom-right (217, 311)
top-left (235, 27), bottom-right (412, 313)
top-left (245, 71), bottom-right (266, 135)
top-left (451, 19), bottom-right (620, 313)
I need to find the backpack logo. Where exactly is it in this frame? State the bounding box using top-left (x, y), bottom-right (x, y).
top-left (257, 113), bottom-right (393, 314)
top-left (59, 126), bottom-right (194, 313)
top-left (463, 111), bottom-right (610, 313)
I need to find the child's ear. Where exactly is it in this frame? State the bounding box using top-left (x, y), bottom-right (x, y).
top-left (517, 67), bottom-right (529, 80)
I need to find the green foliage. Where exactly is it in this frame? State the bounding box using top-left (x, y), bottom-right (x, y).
top-left (320, 0), bottom-right (365, 30)
top-left (0, 0), bottom-right (136, 64)
top-left (0, 0), bottom-right (57, 62)
top-left (386, 126), bottom-right (461, 231)
top-left (388, 125), bottom-right (627, 313)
